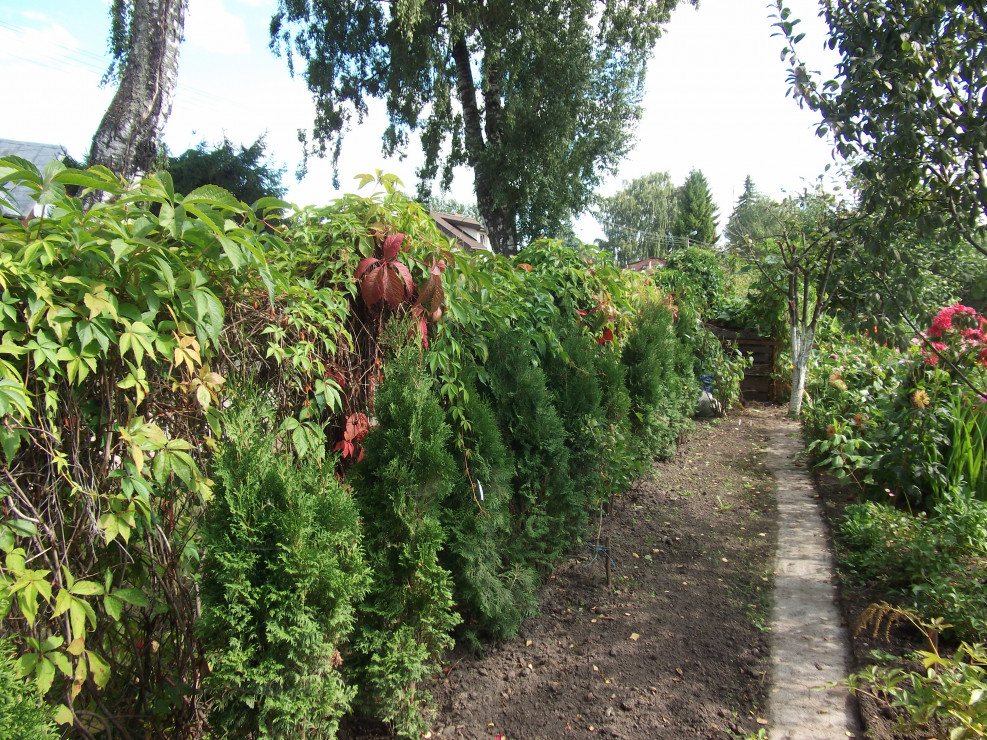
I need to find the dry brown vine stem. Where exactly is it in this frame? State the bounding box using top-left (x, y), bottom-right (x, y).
top-left (854, 601), bottom-right (945, 654)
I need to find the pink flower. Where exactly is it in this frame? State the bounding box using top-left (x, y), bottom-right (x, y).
top-left (961, 328), bottom-right (986, 344)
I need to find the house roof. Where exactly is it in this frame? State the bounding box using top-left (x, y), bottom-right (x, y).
top-left (625, 257), bottom-right (667, 271)
top-left (0, 138), bottom-right (70, 216)
top-left (430, 210), bottom-right (490, 252)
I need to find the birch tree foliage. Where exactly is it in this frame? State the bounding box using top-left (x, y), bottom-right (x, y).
top-left (596, 172), bottom-right (678, 265)
top-left (270, 0), bottom-right (692, 255)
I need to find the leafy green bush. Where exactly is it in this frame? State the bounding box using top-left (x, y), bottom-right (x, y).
top-left (661, 246), bottom-right (726, 316)
top-left (839, 492), bottom-right (987, 641)
top-left (544, 329), bottom-right (614, 502)
top-left (439, 375), bottom-right (538, 645)
top-left (349, 343), bottom-right (461, 737)
top-left (844, 607), bottom-right (987, 739)
top-left (0, 638), bottom-right (56, 738)
top-left (0, 158), bottom-right (282, 733)
top-left (690, 322), bottom-right (750, 412)
top-left (621, 300), bottom-right (695, 459)
top-left (197, 392), bottom-right (369, 738)
top-left (0, 157), bottom-right (734, 738)
top-left (484, 329), bottom-right (584, 569)
top-left (805, 306), bottom-right (986, 509)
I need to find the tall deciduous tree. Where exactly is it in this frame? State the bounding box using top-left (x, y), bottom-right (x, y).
top-left (775, 0), bottom-right (987, 259)
top-left (596, 171), bottom-right (678, 265)
top-left (673, 169), bottom-right (719, 246)
top-left (269, 0), bottom-right (693, 255)
top-left (89, 0), bottom-right (185, 180)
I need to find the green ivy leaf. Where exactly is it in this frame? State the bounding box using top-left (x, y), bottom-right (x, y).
top-left (14, 652), bottom-right (38, 680)
top-left (50, 650), bottom-right (72, 678)
top-left (86, 650), bottom-right (111, 689)
top-left (69, 580), bottom-right (103, 597)
top-left (36, 655), bottom-right (55, 694)
top-left (112, 587), bottom-right (150, 608)
top-left (53, 703), bottom-right (74, 726)
top-left (182, 184), bottom-right (243, 210)
top-left (103, 593), bottom-right (122, 622)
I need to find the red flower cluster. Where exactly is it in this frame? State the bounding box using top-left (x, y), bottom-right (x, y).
top-left (921, 304), bottom-right (987, 367)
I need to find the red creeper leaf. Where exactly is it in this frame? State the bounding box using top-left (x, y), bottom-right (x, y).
top-left (382, 233), bottom-right (406, 260)
top-left (384, 268), bottom-right (406, 309)
top-left (393, 261), bottom-right (414, 299)
top-left (362, 266), bottom-right (387, 306)
top-left (355, 257), bottom-right (379, 279)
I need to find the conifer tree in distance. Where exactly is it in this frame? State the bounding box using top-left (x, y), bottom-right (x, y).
top-left (673, 169), bottom-right (719, 246)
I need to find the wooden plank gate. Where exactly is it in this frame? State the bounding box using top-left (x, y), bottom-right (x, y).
top-left (705, 325), bottom-right (779, 403)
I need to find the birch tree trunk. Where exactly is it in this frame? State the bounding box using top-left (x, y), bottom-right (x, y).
top-left (89, 0), bottom-right (185, 180)
top-left (451, 37), bottom-right (519, 256)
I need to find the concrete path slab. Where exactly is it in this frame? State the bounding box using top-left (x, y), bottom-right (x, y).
top-left (761, 416), bottom-right (860, 740)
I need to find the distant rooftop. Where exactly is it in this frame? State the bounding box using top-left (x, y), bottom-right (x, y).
top-left (625, 257), bottom-right (667, 272)
top-left (0, 138), bottom-right (70, 216)
top-left (430, 210), bottom-right (492, 252)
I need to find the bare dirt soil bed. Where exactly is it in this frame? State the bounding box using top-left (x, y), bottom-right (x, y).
top-left (343, 405), bottom-right (783, 740)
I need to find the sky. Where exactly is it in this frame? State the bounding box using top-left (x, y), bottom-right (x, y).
top-left (0, 0), bottom-right (839, 244)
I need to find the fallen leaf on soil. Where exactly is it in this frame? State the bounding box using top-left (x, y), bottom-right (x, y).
top-left (756, 718), bottom-right (769, 725)
top-left (629, 633), bottom-right (640, 641)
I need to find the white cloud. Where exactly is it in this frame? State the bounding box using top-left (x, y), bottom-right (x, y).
top-left (184, 0), bottom-right (250, 55)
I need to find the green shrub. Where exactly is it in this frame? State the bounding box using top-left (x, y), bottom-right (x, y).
top-left (838, 492), bottom-right (987, 641)
top-left (349, 344), bottom-right (461, 737)
top-left (844, 608), bottom-right (987, 739)
top-left (439, 376), bottom-right (538, 645)
top-left (804, 314), bottom-right (986, 509)
top-left (197, 391), bottom-right (369, 738)
top-left (544, 330), bottom-right (610, 500)
top-left (0, 638), bottom-right (56, 739)
top-left (622, 300), bottom-right (695, 459)
top-left (484, 330), bottom-right (584, 569)
top-left (662, 246), bottom-right (726, 316)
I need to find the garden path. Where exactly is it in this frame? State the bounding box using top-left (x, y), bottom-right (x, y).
top-left (762, 417), bottom-right (861, 739)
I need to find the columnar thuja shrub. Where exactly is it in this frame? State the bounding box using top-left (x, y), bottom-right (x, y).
top-left (438, 375), bottom-right (537, 645)
top-left (622, 299), bottom-right (696, 459)
top-left (348, 343), bottom-right (461, 738)
top-left (485, 329), bottom-right (583, 569)
top-left (0, 638), bottom-right (56, 738)
top-left (544, 329), bottom-right (629, 505)
top-left (197, 394), bottom-right (369, 738)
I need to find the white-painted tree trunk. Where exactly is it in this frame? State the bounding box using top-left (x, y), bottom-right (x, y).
top-left (89, 0), bottom-right (185, 180)
top-left (788, 324), bottom-right (815, 417)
